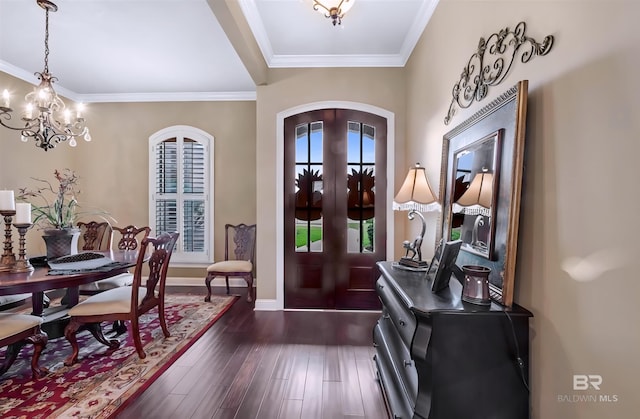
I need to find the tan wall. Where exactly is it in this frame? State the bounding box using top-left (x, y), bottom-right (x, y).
top-left (255, 67), bottom-right (407, 300)
top-left (406, 1), bottom-right (640, 417)
top-left (3, 2), bottom-right (639, 414)
top-left (0, 71), bottom-right (256, 278)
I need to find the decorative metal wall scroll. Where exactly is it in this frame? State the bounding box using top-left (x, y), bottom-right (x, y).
top-left (444, 22), bottom-right (554, 125)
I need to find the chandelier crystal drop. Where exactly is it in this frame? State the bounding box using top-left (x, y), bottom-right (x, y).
top-left (312, 0), bottom-right (354, 26)
top-left (0, 0), bottom-right (90, 151)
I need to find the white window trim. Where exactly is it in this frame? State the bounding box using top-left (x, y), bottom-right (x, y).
top-left (149, 125), bottom-right (214, 265)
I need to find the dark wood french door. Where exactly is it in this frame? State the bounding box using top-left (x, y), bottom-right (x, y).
top-left (284, 109), bottom-right (386, 310)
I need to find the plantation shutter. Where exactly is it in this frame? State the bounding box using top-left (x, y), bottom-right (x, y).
top-left (155, 138), bottom-right (179, 235)
top-left (182, 139), bottom-right (206, 252)
top-left (150, 127), bottom-right (213, 264)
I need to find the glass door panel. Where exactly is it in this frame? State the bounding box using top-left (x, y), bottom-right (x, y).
top-left (346, 122), bottom-right (376, 254)
top-left (295, 122), bottom-right (323, 253)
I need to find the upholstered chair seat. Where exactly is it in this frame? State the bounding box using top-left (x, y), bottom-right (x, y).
top-left (0, 313), bottom-right (48, 379)
top-left (68, 286), bottom-right (147, 317)
top-left (0, 314), bottom-right (42, 338)
top-left (206, 260), bottom-right (252, 274)
top-left (0, 293), bottom-right (31, 310)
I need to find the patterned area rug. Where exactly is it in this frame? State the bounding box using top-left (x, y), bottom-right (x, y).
top-left (0, 294), bottom-right (237, 418)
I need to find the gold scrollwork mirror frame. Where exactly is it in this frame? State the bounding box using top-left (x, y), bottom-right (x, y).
top-left (438, 80), bottom-right (528, 307)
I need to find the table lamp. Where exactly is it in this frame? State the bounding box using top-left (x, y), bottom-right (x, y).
top-left (393, 163), bottom-right (440, 269)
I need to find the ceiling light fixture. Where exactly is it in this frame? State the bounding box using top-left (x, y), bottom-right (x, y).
top-left (0, 0), bottom-right (90, 151)
top-left (312, 0), bottom-right (354, 26)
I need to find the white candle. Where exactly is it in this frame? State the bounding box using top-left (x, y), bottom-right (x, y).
top-left (76, 103), bottom-right (84, 119)
top-left (0, 190), bottom-right (15, 211)
top-left (15, 203), bottom-right (31, 224)
top-left (2, 89), bottom-right (9, 108)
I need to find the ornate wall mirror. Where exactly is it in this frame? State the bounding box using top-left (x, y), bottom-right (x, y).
top-left (438, 80), bottom-right (528, 307)
top-left (450, 129), bottom-right (502, 259)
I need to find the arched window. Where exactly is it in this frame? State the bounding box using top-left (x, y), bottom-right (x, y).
top-left (149, 125), bottom-right (213, 264)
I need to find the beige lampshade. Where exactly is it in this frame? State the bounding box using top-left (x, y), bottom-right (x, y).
top-left (393, 163), bottom-right (440, 212)
top-left (457, 172), bottom-right (493, 208)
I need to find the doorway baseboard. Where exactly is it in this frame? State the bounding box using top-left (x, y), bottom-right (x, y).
top-left (254, 298), bottom-right (279, 311)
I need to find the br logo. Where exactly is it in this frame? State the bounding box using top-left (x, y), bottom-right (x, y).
top-left (573, 375), bottom-right (602, 390)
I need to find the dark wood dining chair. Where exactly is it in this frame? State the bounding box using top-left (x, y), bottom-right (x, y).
top-left (77, 221), bottom-right (113, 252)
top-left (63, 231), bottom-right (179, 365)
top-left (0, 313), bottom-right (48, 379)
top-left (79, 225), bottom-right (152, 335)
top-left (79, 225), bottom-right (151, 295)
top-left (205, 223), bottom-right (256, 303)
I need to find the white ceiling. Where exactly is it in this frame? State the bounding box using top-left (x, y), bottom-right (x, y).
top-left (0, 0), bottom-right (438, 103)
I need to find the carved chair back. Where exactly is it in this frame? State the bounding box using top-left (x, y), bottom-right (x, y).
top-left (77, 221), bottom-right (112, 251)
top-left (113, 225), bottom-right (152, 251)
top-left (225, 224), bottom-right (256, 264)
top-left (131, 232), bottom-right (179, 313)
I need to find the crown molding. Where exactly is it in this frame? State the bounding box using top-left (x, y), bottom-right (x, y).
top-left (268, 53), bottom-right (406, 68)
top-left (79, 91), bottom-right (257, 103)
top-left (0, 60), bottom-right (82, 102)
top-left (1, 60), bottom-right (256, 103)
top-left (399, 0), bottom-right (439, 66)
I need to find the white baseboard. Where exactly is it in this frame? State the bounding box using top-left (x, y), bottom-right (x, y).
top-left (166, 276), bottom-right (251, 288)
top-left (167, 276), bottom-right (278, 311)
top-left (254, 299), bottom-right (279, 311)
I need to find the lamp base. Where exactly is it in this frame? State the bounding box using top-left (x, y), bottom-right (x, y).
top-left (398, 257), bottom-right (429, 269)
top-left (392, 261), bottom-right (429, 272)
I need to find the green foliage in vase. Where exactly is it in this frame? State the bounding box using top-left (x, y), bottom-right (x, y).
top-left (18, 169), bottom-right (112, 230)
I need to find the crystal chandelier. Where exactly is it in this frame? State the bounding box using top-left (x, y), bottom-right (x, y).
top-left (312, 0), bottom-right (354, 26)
top-left (0, 0), bottom-right (90, 151)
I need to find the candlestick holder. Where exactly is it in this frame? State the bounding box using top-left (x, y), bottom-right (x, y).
top-left (0, 210), bottom-right (16, 272)
top-left (12, 223), bottom-right (34, 273)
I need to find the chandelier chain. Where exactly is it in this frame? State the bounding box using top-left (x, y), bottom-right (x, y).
top-left (43, 7), bottom-right (50, 74)
top-left (0, 0), bottom-right (90, 151)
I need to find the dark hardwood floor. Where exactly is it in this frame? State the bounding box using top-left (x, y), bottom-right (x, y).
top-left (116, 286), bottom-right (389, 419)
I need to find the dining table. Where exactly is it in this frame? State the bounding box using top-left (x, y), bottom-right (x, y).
top-left (0, 250), bottom-right (140, 337)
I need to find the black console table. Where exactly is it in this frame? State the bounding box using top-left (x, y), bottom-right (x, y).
top-left (373, 261), bottom-right (532, 419)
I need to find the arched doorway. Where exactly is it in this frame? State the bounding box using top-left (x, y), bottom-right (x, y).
top-left (283, 108), bottom-right (387, 310)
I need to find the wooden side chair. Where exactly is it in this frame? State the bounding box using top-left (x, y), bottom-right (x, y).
top-left (0, 313), bottom-right (48, 379)
top-left (63, 231), bottom-right (179, 365)
top-left (79, 225), bottom-right (151, 295)
top-left (77, 221), bottom-right (113, 252)
top-left (205, 223), bottom-right (256, 303)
